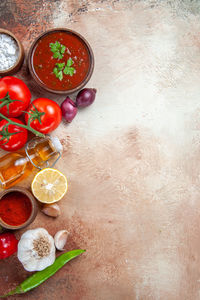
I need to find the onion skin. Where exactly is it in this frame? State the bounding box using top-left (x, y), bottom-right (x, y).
top-left (76, 88), bottom-right (97, 108)
top-left (61, 97), bottom-right (77, 123)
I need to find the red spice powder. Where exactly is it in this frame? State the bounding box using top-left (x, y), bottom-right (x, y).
top-left (0, 192), bottom-right (32, 226)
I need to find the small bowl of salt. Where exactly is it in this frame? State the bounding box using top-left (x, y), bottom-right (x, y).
top-left (0, 28), bottom-right (24, 76)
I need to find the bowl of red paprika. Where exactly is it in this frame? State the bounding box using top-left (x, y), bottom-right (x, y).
top-left (28, 28), bottom-right (94, 95)
top-left (0, 187), bottom-right (38, 230)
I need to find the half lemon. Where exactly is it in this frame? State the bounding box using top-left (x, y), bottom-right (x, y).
top-left (31, 168), bottom-right (68, 203)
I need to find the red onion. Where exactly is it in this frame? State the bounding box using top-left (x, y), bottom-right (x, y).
top-left (76, 88), bottom-right (97, 108)
top-left (60, 97), bottom-right (77, 123)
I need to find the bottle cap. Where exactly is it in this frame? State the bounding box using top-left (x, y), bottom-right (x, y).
top-left (50, 136), bottom-right (63, 153)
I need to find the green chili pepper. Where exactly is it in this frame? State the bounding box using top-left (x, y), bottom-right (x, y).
top-left (0, 249), bottom-right (85, 298)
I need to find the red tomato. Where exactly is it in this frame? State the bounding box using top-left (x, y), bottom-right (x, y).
top-left (0, 118), bottom-right (28, 152)
top-left (0, 76), bottom-right (31, 117)
top-left (25, 98), bottom-right (62, 134)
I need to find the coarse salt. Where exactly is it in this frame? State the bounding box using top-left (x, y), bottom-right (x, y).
top-left (0, 34), bottom-right (19, 71)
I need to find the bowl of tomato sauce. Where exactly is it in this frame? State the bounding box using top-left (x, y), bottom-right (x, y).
top-left (28, 28), bottom-right (94, 95)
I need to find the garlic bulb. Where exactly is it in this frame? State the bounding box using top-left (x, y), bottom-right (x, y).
top-left (54, 230), bottom-right (69, 251)
top-left (17, 228), bottom-right (56, 272)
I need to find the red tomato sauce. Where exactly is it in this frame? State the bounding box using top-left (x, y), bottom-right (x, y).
top-left (0, 192), bottom-right (32, 226)
top-left (32, 32), bottom-right (90, 91)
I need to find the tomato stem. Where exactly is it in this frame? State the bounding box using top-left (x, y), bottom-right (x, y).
top-left (0, 113), bottom-right (45, 138)
top-left (0, 126), bottom-right (24, 145)
top-left (0, 92), bottom-right (22, 115)
top-left (25, 104), bottom-right (45, 125)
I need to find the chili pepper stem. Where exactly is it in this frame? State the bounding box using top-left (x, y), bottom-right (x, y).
top-left (0, 113), bottom-right (45, 138)
top-left (0, 286), bottom-right (23, 298)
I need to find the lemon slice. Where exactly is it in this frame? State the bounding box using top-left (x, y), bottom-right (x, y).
top-left (31, 168), bottom-right (68, 203)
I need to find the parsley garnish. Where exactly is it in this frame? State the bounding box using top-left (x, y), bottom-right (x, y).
top-left (49, 41), bottom-right (66, 59)
top-left (53, 58), bottom-right (75, 81)
top-left (63, 58), bottom-right (75, 76)
top-left (55, 62), bottom-right (65, 71)
top-left (53, 63), bottom-right (65, 81)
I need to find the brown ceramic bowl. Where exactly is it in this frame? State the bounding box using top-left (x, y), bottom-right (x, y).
top-left (0, 187), bottom-right (38, 230)
top-left (0, 28), bottom-right (24, 76)
top-left (28, 28), bottom-right (94, 95)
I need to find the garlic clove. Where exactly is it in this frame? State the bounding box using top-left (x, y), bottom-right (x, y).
top-left (42, 204), bottom-right (61, 218)
top-left (54, 230), bottom-right (69, 251)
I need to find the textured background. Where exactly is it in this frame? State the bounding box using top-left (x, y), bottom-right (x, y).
top-left (1, 0), bottom-right (200, 299)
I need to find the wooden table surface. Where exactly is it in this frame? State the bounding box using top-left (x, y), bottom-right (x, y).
top-left (1, 1), bottom-right (200, 299)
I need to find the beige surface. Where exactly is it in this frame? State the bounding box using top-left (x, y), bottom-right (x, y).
top-left (1, 0), bottom-right (200, 299)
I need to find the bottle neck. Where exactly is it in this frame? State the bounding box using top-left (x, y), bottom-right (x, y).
top-left (26, 138), bottom-right (58, 170)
